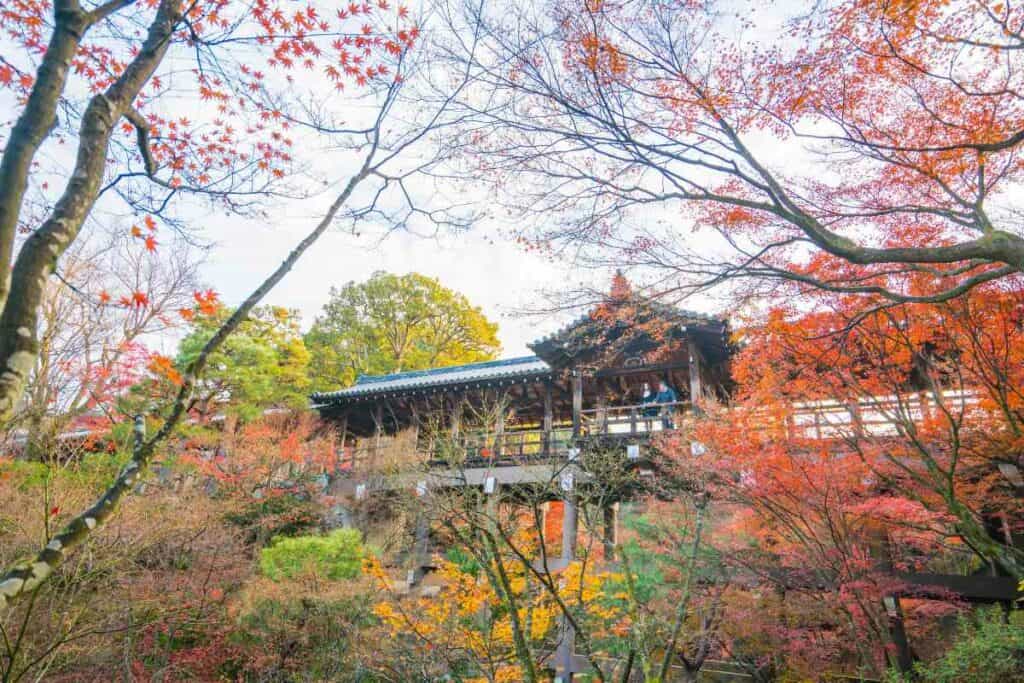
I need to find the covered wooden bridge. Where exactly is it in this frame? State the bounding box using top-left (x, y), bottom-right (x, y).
top-left (311, 301), bottom-right (732, 472)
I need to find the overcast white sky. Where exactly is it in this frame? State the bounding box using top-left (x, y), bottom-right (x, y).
top-left (1, 0), bottom-right (780, 364)
top-left (199, 211), bottom-right (583, 359)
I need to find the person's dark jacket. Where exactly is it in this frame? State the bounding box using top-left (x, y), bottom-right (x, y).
top-left (641, 390), bottom-right (659, 417)
top-left (654, 386), bottom-right (678, 412)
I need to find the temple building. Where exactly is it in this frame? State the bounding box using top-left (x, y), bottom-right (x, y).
top-left (310, 298), bottom-right (733, 468)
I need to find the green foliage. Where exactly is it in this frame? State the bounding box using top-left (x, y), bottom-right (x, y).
top-left (444, 546), bottom-right (481, 576)
top-left (1, 451), bottom-right (127, 492)
top-left (304, 271), bottom-right (501, 391)
top-left (224, 489), bottom-right (323, 546)
top-left (232, 594), bottom-right (379, 680)
top-left (614, 537), bottom-right (664, 605)
top-left (259, 529), bottom-right (365, 581)
top-left (177, 304), bottom-right (310, 419)
top-left (885, 608), bottom-right (1024, 683)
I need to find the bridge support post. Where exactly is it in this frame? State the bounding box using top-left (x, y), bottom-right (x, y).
top-left (556, 492), bottom-right (578, 682)
top-left (408, 513), bottom-right (430, 587)
top-left (884, 595), bottom-right (914, 674)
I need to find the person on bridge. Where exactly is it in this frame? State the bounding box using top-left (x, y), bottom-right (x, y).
top-left (654, 379), bottom-right (678, 429)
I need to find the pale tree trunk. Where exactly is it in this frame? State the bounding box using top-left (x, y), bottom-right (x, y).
top-left (0, 0), bottom-right (90, 312)
top-left (0, 0), bottom-right (180, 423)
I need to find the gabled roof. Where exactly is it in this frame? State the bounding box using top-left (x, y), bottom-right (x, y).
top-left (310, 356), bottom-right (552, 405)
top-left (528, 300), bottom-right (727, 368)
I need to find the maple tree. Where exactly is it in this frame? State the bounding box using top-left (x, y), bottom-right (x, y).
top-left (0, 0), bottom-right (472, 609)
top-left (662, 278), bottom-right (1024, 675)
top-left (441, 0), bottom-right (1024, 304)
top-left (0, 0), bottom-right (407, 422)
top-left (11, 231), bottom-right (201, 460)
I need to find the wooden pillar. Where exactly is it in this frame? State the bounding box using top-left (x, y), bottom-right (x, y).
top-left (373, 402), bottom-right (384, 468)
top-left (494, 393), bottom-right (506, 458)
top-left (884, 595), bottom-right (914, 674)
top-left (687, 337), bottom-right (703, 415)
top-left (410, 404), bottom-right (422, 455)
top-left (561, 497), bottom-right (578, 561)
top-left (337, 413), bottom-right (349, 473)
top-left (571, 369), bottom-right (583, 438)
top-left (543, 382), bottom-right (554, 456)
top-left (595, 379), bottom-right (608, 434)
top-left (450, 394), bottom-right (462, 437)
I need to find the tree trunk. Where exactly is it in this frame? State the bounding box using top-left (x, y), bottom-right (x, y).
top-left (0, 0), bottom-right (183, 423)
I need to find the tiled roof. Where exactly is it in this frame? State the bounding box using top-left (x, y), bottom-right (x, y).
top-left (311, 356), bottom-right (552, 404)
top-left (527, 303), bottom-right (722, 351)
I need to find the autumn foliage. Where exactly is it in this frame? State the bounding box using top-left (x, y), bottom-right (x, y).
top-left (665, 279), bottom-right (1024, 675)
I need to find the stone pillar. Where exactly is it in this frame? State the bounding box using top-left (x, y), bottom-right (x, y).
top-left (408, 513), bottom-right (430, 587)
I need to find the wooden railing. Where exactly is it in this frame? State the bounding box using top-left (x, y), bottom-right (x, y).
top-left (769, 390), bottom-right (977, 440)
top-left (333, 392), bottom-right (978, 473)
top-left (580, 400), bottom-right (692, 435)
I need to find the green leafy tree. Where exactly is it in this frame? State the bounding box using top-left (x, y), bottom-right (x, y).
top-left (177, 305), bottom-right (310, 420)
top-left (305, 272), bottom-right (501, 390)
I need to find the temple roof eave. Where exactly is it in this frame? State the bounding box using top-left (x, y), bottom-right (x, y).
top-left (310, 356), bottom-right (554, 408)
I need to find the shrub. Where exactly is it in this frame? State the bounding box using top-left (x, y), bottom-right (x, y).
top-left (232, 592), bottom-right (378, 680)
top-left (224, 487), bottom-right (323, 545)
top-left (259, 528), bottom-right (364, 581)
top-left (886, 607), bottom-right (1024, 683)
